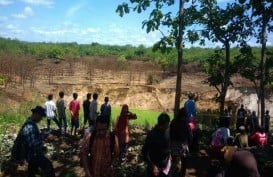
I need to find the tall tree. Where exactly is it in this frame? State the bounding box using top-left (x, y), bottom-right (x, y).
top-left (197, 0), bottom-right (252, 114)
top-left (247, 0), bottom-right (273, 127)
top-left (116, 0), bottom-right (196, 118)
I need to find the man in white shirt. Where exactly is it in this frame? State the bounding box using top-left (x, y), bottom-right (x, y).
top-left (45, 94), bottom-right (61, 133)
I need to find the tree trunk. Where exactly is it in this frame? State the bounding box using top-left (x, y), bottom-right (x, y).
top-left (174, 0), bottom-right (184, 119)
top-left (219, 42), bottom-right (230, 115)
top-left (260, 10), bottom-right (267, 128)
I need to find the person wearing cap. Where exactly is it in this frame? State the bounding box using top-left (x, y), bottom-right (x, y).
top-left (234, 126), bottom-right (249, 148)
top-left (21, 106), bottom-right (55, 177)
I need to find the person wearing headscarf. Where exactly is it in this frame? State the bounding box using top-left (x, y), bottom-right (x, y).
top-left (114, 104), bottom-right (137, 163)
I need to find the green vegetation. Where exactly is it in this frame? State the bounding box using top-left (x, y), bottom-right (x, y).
top-left (1, 37), bottom-right (271, 72)
top-left (0, 103), bottom-right (220, 136)
top-left (0, 113), bottom-right (26, 135)
top-left (111, 107), bottom-right (173, 127)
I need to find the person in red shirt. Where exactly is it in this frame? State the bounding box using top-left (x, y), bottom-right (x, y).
top-left (250, 127), bottom-right (268, 147)
top-left (69, 93), bottom-right (80, 136)
top-left (114, 104), bottom-right (137, 164)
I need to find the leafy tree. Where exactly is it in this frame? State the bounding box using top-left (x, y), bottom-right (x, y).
top-left (202, 49), bottom-right (236, 103)
top-left (235, 45), bottom-right (260, 97)
top-left (116, 0), bottom-right (197, 118)
top-left (48, 46), bottom-right (65, 60)
top-left (237, 45), bottom-right (273, 123)
top-left (239, 0), bottom-right (273, 126)
top-left (197, 0), bottom-right (252, 114)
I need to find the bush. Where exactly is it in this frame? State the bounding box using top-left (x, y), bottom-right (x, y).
top-left (117, 55), bottom-right (127, 70)
top-left (147, 72), bottom-right (155, 85)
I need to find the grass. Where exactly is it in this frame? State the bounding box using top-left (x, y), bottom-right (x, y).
top-left (110, 107), bottom-right (173, 128)
top-left (0, 102), bottom-right (220, 136)
top-left (0, 112), bottom-right (27, 134)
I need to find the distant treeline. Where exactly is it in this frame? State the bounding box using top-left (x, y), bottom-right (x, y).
top-left (0, 36), bottom-right (271, 70)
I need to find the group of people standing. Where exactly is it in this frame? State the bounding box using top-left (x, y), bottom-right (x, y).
top-left (15, 91), bottom-right (139, 177)
top-left (13, 90), bottom-right (269, 177)
top-left (43, 91), bottom-right (113, 136)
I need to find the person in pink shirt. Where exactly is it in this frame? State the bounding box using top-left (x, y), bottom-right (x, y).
top-left (250, 127), bottom-right (268, 147)
top-left (69, 93), bottom-right (80, 136)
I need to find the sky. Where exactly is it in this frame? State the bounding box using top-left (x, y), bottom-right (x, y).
top-left (0, 0), bottom-right (272, 47)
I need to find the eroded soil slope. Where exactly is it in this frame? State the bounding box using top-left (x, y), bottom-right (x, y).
top-left (2, 57), bottom-right (222, 112)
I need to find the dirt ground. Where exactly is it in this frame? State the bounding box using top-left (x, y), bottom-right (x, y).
top-left (1, 127), bottom-right (213, 177)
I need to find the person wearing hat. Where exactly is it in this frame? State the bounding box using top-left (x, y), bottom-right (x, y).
top-left (234, 126), bottom-right (249, 148)
top-left (21, 106), bottom-right (56, 177)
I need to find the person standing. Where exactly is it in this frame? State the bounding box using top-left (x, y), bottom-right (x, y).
top-left (22, 106), bottom-right (56, 177)
top-left (100, 96), bottom-right (111, 128)
top-left (44, 94), bottom-right (61, 133)
top-left (69, 92), bottom-right (80, 136)
top-left (170, 107), bottom-right (192, 177)
top-left (83, 93), bottom-right (91, 127)
top-left (246, 111), bottom-right (258, 133)
top-left (114, 104), bottom-right (137, 163)
top-left (89, 93), bottom-right (98, 126)
top-left (236, 104), bottom-right (247, 130)
top-left (184, 93), bottom-right (197, 119)
top-left (80, 117), bottom-right (119, 177)
top-left (142, 113), bottom-right (171, 177)
top-left (265, 110), bottom-right (271, 133)
top-left (56, 91), bottom-right (67, 134)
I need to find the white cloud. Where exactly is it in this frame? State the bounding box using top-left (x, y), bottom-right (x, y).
top-left (81, 28), bottom-right (99, 35)
top-left (20, 0), bottom-right (53, 6)
top-left (24, 6), bottom-right (33, 16)
top-left (30, 26), bottom-right (99, 37)
top-left (100, 24), bottom-right (161, 46)
top-left (12, 6), bottom-right (33, 19)
top-left (5, 24), bottom-right (23, 34)
top-left (0, 0), bottom-right (13, 5)
top-left (66, 2), bottom-right (85, 18)
top-left (6, 24), bottom-right (16, 29)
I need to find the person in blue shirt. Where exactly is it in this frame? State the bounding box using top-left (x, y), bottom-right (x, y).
top-left (184, 93), bottom-right (197, 118)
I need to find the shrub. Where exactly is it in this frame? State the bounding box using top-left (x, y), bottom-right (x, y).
top-left (147, 72), bottom-right (155, 85)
